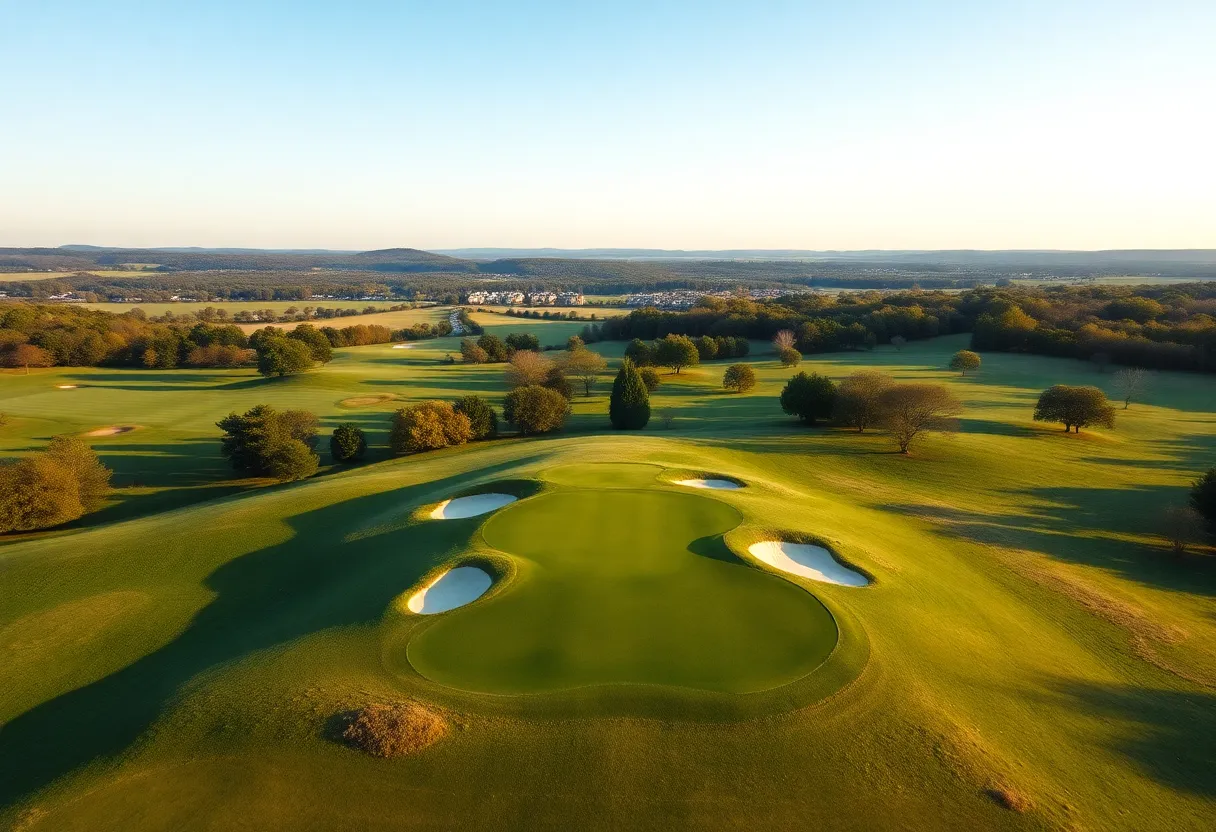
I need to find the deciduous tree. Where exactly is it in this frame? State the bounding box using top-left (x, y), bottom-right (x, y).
top-left (1033, 385), bottom-right (1116, 433)
top-left (503, 385), bottom-right (569, 435)
top-left (722, 363), bottom-right (756, 393)
top-left (878, 383), bottom-right (963, 453)
top-left (949, 350), bottom-right (981, 376)
top-left (780, 371), bottom-right (836, 424)
top-left (833, 370), bottom-right (894, 432)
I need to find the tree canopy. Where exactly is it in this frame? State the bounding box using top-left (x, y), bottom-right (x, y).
top-left (780, 371), bottom-right (836, 424)
top-left (609, 359), bottom-right (651, 430)
top-left (1033, 385), bottom-right (1116, 433)
top-left (722, 363), bottom-right (756, 393)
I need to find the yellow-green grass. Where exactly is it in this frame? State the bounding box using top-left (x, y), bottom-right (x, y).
top-left (0, 332), bottom-right (1214, 830)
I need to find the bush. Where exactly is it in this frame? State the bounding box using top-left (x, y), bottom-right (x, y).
top-left (879, 383), bottom-right (963, 453)
top-left (780, 371), bottom-right (836, 424)
top-left (390, 402), bottom-right (473, 454)
top-left (1190, 469), bottom-right (1216, 537)
top-left (338, 702), bottom-right (447, 758)
top-left (543, 366), bottom-right (574, 400)
top-left (503, 385), bottom-right (569, 435)
top-left (722, 363), bottom-right (756, 393)
top-left (949, 350), bottom-right (981, 375)
top-left (454, 395), bottom-right (498, 440)
top-left (610, 359), bottom-right (651, 430)
top-left (694, 335), bottom-right (718, 361)
top-left (640, 366), bottom-right (661, 392)
top-left (504, 332), bottom-right (540, 352)
top-left (777, 346), bottom-right (802, 367)
top-left (1033, 385), bottom-right (1116, 433)
top-left (217, 405), bottom-right (320, 480)
top-left (1163, 506), bottom-right (1206, 555)
top-left (330, 423), bottom-right (367, 463)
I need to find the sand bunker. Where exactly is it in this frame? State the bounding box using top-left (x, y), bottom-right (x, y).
top-left (748, 542), bottom-right (869, 587)
top-left (391, 344), bottom-right (415, 349)
top-left (675, 478), bottom-right (743, 490)
top-left (55, 384), bottom-right (78, 389)
top-left (85, 425), bottom-right (135, 437)
top-left (407, 566), bottom-right (493, 614)
top-left (430, 493), bottom-right (517, 519)
top-left (340, 394), bottom-right (396, 408)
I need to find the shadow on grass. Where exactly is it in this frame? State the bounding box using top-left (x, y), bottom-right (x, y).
top-left (885, 483), bottom-right (1216, 597)
top-left (1046, 680), bottom-right (1216, 796)
top-left (0, 460), bottom-right (524, 807)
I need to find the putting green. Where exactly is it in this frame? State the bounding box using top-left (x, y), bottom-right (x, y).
top-left (406, 488), bottom-right (837, 694)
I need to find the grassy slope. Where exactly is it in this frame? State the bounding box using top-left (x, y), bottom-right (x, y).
top-left (0, 330), bottom-right (1214, 830)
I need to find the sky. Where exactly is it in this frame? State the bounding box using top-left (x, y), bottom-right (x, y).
top-left (2, 1), bottom-right (1214, 251)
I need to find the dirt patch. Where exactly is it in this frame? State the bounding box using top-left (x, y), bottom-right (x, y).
top-left (55, 384), bottom-right (79, 389)
top-left (84, 425), bottom-right (137, 437)
top-left (339, 394), bottom-right (397, 408)
top-left (331, 701), bottom-right (447, 757)
top-left (986, 784), bottom-right (1033, 813)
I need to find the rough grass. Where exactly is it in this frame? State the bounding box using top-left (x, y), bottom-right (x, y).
top-left (333, 701), bottom-right (447, 758)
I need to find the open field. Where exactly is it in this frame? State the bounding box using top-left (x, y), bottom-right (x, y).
top-left (0, 271), bottom-right (155, 282)
top-left (1, 325), bottom-right (1214, 830)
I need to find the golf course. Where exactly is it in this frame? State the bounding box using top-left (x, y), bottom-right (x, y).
top-left (1, 315), bottom-right (1214, 831)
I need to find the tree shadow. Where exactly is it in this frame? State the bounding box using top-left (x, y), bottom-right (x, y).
top-left (0, 461), bottom-right (522, 806)
top-left (1043, 680), bottom-right (1216, 796)
top-left (885, 483), bottom-right (1216, 597)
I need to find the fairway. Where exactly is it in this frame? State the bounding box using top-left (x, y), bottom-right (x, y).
top-left (406, 485), bottom-right (836, 694)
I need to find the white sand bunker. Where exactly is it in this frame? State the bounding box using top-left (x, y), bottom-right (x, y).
top-left (430, 493), bottom-right (517, 520)
top-left (675, 478), bottom-right (743, 490)
top-left (85, 425), bottom-right (136, 437)
top-left (391, 343), bottom-right (415, 349)
top-left (749, 542), bottom-right (869, 587)
top-left (56, 384), bottom-right (78, 389)
top-left (407, 566), bottom-right (493, 614)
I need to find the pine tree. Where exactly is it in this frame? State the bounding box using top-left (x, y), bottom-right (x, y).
top-left (609, 358), bottom-right (651, 429)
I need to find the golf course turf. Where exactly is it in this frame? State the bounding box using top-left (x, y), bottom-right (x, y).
top-left (406, 483), bottom-right (837, 695)
top-left (1, 321), bottom-right (1214, 830)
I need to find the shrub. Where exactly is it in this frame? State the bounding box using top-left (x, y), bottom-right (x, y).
top-left (454, 395), bottom-right (498, 440)
top-left (543, 366), bottom-right (574, 400)
top-left (610, 359), bottom-right (651, 430)
top-left (949, 350), bottom-right (981, 375)
top-left (780, 371), bottom-right (836, 424)
top-left (1163, 506), bottom-right (1206, 555)
top-left (566, 335), bottom-right (585, 351)
top-left (722, 363), bottom-right (756, 393)
top-left (777, 346), bottom-right (802, 367)
top-left (330, 423), bottom-right (367, 463)
top-left (186, 344), bottom-right (255, 368)
top-left (390, 402), bottom-right (473, 454)
top-left (1033, 385), bottom-right (1116, 433)
top-left (503, 385), bottom-right (569, 435)
top-left (338, 702), bottom-right (447, 758)
top-left (833, 370), bottom-right (894, 432)
top-left (879, 383), bottom-right (963, 453)
top-left (45, 435), bottom-right (112, 511)
top-left (265, 438), bottom-right (320, 481)
top-left (640, 366), bottom-right (661, 392)
top-left (655, 334), bottom-right (699, 374)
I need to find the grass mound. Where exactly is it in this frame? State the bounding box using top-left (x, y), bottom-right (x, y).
top-left (335, 702), bottom-right (447, 758)
top-left (985, 784), bottom-right (1032, 813)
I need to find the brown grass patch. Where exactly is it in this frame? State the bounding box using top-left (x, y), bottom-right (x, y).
top-left (332, 701), bottom-right (447, 757)
top-left (985, 784), bottom-right (1033, 813)
top-left (339, 394), bottom-right (398, 408)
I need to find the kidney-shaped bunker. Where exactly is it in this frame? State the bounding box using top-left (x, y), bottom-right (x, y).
top-left (408, 566), bottom-right (493, 614)
top-left (430, 493), bottom-right (517, 520)
top-left (748, 541), bottom-right (869, 587)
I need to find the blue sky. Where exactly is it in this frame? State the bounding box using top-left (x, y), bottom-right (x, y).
top-left (2, 1), bottom-right (1213, 249)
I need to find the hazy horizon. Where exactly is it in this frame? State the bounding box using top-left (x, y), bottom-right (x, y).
top-left (4, 1), bottom-right (1214, 250)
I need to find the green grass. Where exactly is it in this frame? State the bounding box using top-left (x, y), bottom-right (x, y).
top-left (1, 328), bottom-right (1215, 830)
top-left (404, 481), bottom-right (835, 695)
